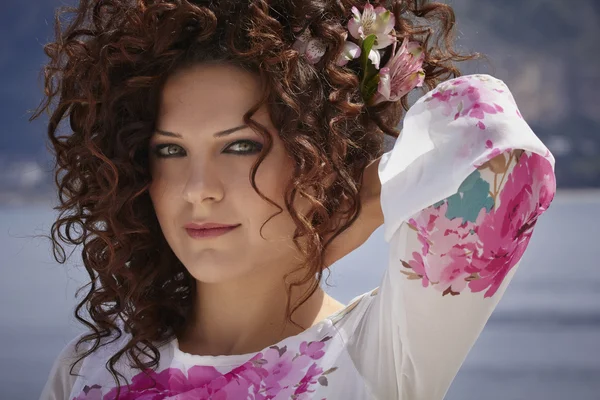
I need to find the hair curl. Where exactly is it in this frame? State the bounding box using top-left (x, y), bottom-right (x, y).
top-left (30, 0), bottom-right (482, 394)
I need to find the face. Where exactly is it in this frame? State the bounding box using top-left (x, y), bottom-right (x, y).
top-left (148, 63), bottom-right (307, 285)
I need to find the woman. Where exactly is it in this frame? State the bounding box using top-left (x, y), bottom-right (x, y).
top-left (35, 0), bottom-right (556, 399)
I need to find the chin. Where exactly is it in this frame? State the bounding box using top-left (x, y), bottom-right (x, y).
top-left (183, 258), bottom-right (251, 285)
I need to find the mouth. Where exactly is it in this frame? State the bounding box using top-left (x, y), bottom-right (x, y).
top-left (185, 224), bottom-right (240, 239)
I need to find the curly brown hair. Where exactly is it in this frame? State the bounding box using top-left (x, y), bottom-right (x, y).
top-left (30, 0), bottom-right (482, 393)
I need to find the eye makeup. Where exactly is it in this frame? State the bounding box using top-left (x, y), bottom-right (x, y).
top-left (151, 139), bottom-right (263, 158)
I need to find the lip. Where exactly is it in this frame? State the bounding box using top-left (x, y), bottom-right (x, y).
top-left (184, 222), bottom-right (240, 239)
top-left (184, 222), bottom-right (239, 230)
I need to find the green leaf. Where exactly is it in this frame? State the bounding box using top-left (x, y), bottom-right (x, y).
top-left (364, 60), bottom-right (378, 81)
top-left (360, 34), bottom-right (377, 73)
top-left (359, 35), bottom-right (379, 100)
top-left (362, 73), bottom-right (380, 100)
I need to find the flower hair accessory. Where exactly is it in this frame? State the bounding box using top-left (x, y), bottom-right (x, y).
top-left (293, 2), bottom-right (426, 106)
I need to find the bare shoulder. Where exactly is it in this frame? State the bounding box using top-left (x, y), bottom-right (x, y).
top-left (322, 294), bottom-right (346, 316)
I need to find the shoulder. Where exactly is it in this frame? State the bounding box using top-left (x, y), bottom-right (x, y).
top-left (406, 73), bottom-right (522, 132)
top-left (39, 332), bottom-right (90, 400)
top-left (421, 74), bottom-right (515, 110)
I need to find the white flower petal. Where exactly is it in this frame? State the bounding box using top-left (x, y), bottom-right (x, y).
top-left (337, 56), bottom-right (349, 66)
top-left (368, 48), bottom-right (381, 69)
top-left (373, 33), bottom-right (395, 50)
top-left (373, 67), bottom-right (392, 105)
top-left (374, 9), bottom-right (395, 34)
top-left (337, 41), bottom-right (361, 66)
top-left (344, 41), bottom-right (361, 59)
top-left (362, 3), bottom-right (376, 24)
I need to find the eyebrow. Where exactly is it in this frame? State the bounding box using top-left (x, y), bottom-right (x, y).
top-left (154, 124), bottom-right (248, 138)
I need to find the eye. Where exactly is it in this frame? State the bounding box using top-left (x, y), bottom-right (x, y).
top-left (152, 143), bottom-right (185, 158)
top-left (224, 140), bottom-right (262, 154)
top-left (151, 140), bottom-right (262, 158)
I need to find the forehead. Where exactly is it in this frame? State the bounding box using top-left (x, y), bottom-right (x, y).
top-left (157, 63), bottom-right (263, 123)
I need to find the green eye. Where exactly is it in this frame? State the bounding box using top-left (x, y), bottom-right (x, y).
top-left (225, 140), bottom-right (262, 154)
top-left (151, 140), bottom-right (262, 158)
top-left (153, 144), bottom-right (184, 157)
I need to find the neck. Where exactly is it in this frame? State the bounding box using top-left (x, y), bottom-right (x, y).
top-left (178, 268), bottom-right (330, 357)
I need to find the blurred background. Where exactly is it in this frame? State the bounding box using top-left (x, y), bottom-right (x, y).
top-left (1, 0), bottom-right (599, 399)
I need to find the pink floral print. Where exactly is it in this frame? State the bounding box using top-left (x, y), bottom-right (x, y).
top-left (423, 74), bottom-right (512, 130)
top-left (468, 151), bottom-right (556, 297)
top-left (401, 150), bottom-right (556, 298)
top-left (404, 200), bottom-right (484, 295)
top-left (74, 336), bottom-right (337, 400)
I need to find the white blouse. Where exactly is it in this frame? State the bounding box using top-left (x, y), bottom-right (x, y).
top-left (40, 74), bottom-right (557, 400)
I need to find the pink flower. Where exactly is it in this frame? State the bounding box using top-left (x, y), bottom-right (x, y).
top-left (204, 374), bottom-right (254, 399)
top-left (262, 346), bottom-right (310, 394)
top-left (299, 340), bottom-right (326, 359)
top-left (78, 336), bottom-right (340, 399)
top-left (347, 2), bottom-right (395, 49)
top-left (370, 37), bottom-right (425, 105)
top-left (472, 140), bottom-right (513, 168)
top-left (103, 368), bottom-right (190, 399)
top-left (345, 2), bottom-right (395, 68)
top-left (404, 201), bottom-right (485, 294)
top-left (294, 363), bottom-right (324, 397)
top-left (292, 28), bottom-right (327, 64)
top-left (424, 76), bottom-right (508, 125)
top-left (469, 152), bottom-right (556, 297)
top-left (187, 365), bottom-right (223, 388)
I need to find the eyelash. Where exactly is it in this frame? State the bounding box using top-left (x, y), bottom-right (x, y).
top-left (151, 140), bottom-right (262, 158)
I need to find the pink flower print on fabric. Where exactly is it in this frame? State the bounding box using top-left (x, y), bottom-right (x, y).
top-left (472, 140), bottom-right (514, 168)
top-left (74, 336), bottom-right (338, 399)
top-left (423, 75), bottom-right (509, 130)
top-left (405, 201), bottom-right (486, 295)
top-left (401, 151), bottom-right (555, 298)
top-left (300, 340), bottom-right (326, 359)
top-left (262, 345), bottom-right (311, 397)
top-left (469, 152), bottom-right (556, 297)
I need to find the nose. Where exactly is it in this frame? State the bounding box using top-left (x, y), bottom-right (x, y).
top-left (181, 159), bottom-right (224, 204)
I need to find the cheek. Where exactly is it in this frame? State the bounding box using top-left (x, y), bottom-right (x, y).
top-left (148, 182), bottom-right (171, 224)
top-left (248, 156), bottom-right (305, 235)
top-left (149, 161), bottom-right (184, 187)
top-left (147, 166), bottom-right (186, 221)
top-left (148, 172), bottom-right (175, 200)
top-left (252, 153), bottom-right (293, 205)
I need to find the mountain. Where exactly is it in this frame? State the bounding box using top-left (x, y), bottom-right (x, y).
top-left (0, 0), bottom-right (598, 203)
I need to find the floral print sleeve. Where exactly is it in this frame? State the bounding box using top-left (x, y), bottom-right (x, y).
top-left (346, 74), bottom-right (557, 399)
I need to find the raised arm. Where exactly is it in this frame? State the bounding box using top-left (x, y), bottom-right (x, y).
top-left (340, 74), bottom-right (557, 399)
top-left (322, 156), bottom-right (384, 268)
